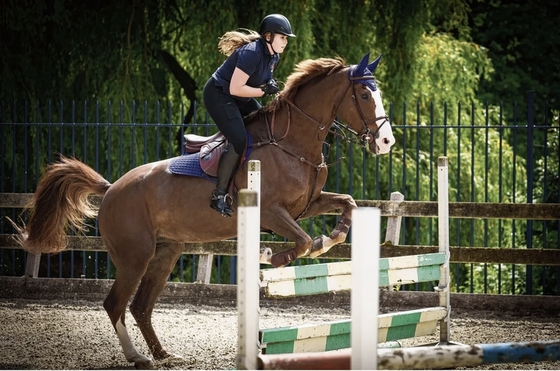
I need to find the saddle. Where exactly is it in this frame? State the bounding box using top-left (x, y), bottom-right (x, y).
top-left (183, 132), bottom-right (254, 178)
top-left (183, 132), bottom-right (226, 177)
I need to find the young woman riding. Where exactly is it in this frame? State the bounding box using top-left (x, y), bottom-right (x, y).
top-left (203, 14), bottom-right (296, 217)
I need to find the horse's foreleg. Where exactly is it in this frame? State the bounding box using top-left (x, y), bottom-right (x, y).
top-left (299, 192), bottom-right (357, 258)
top-left (261, 207), bottom-right (314, 268)
top-left (130, 242), bottom-right (185, 362)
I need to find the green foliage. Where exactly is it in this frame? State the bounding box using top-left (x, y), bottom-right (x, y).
top-left (1, 0), bottom-right (559, 294)
top-left (1, 0), bottom-right (167, 105)
top-left (410, 33), bottom-right (493, 107)
top-left (469, 0), bottom-right (560, 109)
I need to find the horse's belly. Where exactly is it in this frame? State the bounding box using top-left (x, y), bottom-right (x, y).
top-left (155, 215), bottom-right (238, 243)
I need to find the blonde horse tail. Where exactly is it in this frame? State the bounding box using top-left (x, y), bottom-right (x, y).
top-left (10, 155), bottom-right (111, 254)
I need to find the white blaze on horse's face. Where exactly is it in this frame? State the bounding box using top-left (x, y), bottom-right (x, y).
top-left (370, 88), bottom-right (395, 154)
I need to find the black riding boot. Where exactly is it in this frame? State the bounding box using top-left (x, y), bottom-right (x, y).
top-left (210, 143), bottom-right (240, 217)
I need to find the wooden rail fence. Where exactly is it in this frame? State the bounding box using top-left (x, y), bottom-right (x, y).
top-left (1, 192), bottom-right (560, 283)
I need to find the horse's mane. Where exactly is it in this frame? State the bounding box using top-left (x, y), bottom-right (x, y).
top-left (263, 56), bottom-right (346, 113)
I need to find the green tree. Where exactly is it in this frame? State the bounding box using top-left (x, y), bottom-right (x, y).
top-left (468, 0), bottom-right (560, 109)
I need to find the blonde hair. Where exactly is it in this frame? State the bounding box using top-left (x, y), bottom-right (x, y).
top-left (218, 29), bottom-right (262, 56)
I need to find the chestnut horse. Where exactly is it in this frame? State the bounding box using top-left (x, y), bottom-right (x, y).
top-left (11, 52), bottom-right (395, 368)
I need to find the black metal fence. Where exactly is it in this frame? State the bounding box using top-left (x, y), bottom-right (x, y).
top-left (1, 92), bottom-right (558, 295)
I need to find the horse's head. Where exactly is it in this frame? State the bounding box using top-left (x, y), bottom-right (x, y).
top-left (338, 52), bottom-right (395, 155)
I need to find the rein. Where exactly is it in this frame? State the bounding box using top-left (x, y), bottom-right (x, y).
top-left (251, 72), bottom-right (388, 219)
top-left (255, 107), bottom-right (326, 171)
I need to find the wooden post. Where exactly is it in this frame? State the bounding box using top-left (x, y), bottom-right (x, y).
top-left (247, 160), bottom-right (261, 207)
top-left (236, 190), bottom-right (260, 370)
top-left (237, 160), bottom-right (261, 370)
top-left (195, 255), bottom-right (213, 284)
top-left (384, 191), bottom-right (404, 292)
top-left (437, 156), bottom-right (451, 344)
top-left (351, 207), bottom-right (380, 370)
top-left (384, 191), bottom-right (404, 244)
top-left (24, 252), bottom-right (41, 278)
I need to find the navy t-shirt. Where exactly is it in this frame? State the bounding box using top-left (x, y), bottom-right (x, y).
top-left (212, 38), bottom-right (279, 97)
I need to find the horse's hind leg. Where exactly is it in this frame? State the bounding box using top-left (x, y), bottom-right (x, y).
top-left (130, 241), bottom-right (184, 362)
top-left (103, 258), bottom-right (153, 368)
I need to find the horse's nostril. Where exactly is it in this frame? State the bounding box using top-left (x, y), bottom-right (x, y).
top-left (383, 138), bottom-right (390, 145)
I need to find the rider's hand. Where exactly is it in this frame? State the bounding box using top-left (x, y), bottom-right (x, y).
top-left (261, 78), bottom-right (279, 96)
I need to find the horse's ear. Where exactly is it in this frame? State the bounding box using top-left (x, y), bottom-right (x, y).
top-left (367, 54), bottom-right (383, 73)
top-left (353, 52), bottom-right (371, 77)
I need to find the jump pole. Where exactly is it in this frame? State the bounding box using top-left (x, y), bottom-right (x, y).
top-left (258, 340), bottom-right (560, 370)
top-left (236, 160), bottom-right (261, 370)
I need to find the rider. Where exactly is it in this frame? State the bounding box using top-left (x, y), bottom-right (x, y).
top-left (203, 14), bottom-right (296, 217)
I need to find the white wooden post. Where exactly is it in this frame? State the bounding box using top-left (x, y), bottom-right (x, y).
top-left (437, 156), bottom-right (451, 344)
top-left (236, 189), bottom-right (259, 370)
top-left (351, 207), bottom-right (380, 370)
top-left (248, 160), bottom-right (261, 207)
top-left (237, 160), bottom-right (261, 370)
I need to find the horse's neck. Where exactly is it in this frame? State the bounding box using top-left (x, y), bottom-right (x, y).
top-left (274, 77), bottom-right (344, 143)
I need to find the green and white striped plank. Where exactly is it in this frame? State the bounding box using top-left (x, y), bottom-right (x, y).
top-left (379, 252), bottom-right (446, 285)
top-left (260, 253), bottom-right (445, 283)
top-left (260, 260), bottom-right (352, 282)
top-left (263, 273), bottom-right (352, 297)
top-left (260, 253), bottom-right (446, 297)
top-left (259, 307), bottom-right (447, 354)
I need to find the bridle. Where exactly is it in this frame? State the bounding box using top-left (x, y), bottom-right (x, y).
top-left (342, 74), bottom-right (389, 147)
top-left (252, 71), bottom-right (389, 170)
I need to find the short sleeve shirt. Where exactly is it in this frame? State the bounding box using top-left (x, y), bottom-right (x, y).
top-left (212, 38), bottom-right (279, 95)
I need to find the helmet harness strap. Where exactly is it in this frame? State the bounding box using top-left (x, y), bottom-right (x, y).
top-left (265, 32), bottom-right (279, 55)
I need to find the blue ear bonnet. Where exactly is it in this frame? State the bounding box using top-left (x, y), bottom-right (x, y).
top-left (349, 52), bottom-right (383, 92)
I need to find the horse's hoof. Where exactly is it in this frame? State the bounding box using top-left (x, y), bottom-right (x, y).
top-left (130, 354), bottom-right (153, 370)
top-left (260, 247), bottom-right (273, 264)
top-left (134, 359), bottom-right (153, 370)
top-left (154, 352), bottom-right (185, 367)
top-left (154, 351), bottom-right (184, 362)
top-left (308, 235), bottom-right (326, 258)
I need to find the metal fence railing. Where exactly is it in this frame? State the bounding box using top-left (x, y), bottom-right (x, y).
top-left (1, 92), bottom-right (559, 295)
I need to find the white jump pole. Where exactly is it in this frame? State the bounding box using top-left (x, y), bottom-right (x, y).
top-left (236, 160), bottom-right (261, 370)
top-left (351, 207), bottom-right (380, 369)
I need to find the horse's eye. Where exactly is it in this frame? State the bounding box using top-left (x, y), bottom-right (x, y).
top-left (360, 93), bottom-right (369, 100)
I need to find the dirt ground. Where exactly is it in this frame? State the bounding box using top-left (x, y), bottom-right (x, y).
top-left (0, 298), bottom-right (559, 370)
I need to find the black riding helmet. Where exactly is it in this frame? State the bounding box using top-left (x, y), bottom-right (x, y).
top-left (259, 14), bottom-right (296, 37)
